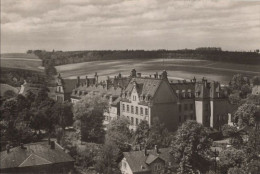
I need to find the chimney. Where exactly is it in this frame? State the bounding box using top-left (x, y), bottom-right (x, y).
top-left (131, 69), bottom-right (137, 77)
top-left (161, 70), bottom-right (168, 80)
top-left (155, 145), bottom-right (159, 154)
top-left (154, 72), bottom-right (158, 79)
top-left (50, 141), bottom-right (55, 149)
top-left (20, 143), bottom-right (26, 149)
top-left (77, 76), bottom-right (80, 87)
top-left (95, 72), bottom-right (98, 84)
top-left (118, 73), bottom-right (122, 78)
top-left (137, 73), bottom-right (141, 77)
top-left (144, 147), bottom-right (148, 156)
top-left (6, 144), bottom-right (10, 153)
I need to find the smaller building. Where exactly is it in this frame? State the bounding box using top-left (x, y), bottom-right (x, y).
top-left (120, 147), bottom-right (176, 174)
top-left (252, 85), bottom-right (260, 95)
top-left (0, 141), bottom-right (75, 173)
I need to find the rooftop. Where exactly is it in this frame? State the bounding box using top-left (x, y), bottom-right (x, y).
top-left (0, 141), bottom-right (74, 170)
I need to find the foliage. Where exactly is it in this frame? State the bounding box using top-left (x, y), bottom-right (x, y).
top-left (133, 120), bottom-right (150, 147)
top-left (3, 90), bottom-right (17, 99)
top-left (234, 103), bottom-right (258, 128)
top-left (218, 148), bottom-right (246, 174)
top-left (94, 140), bottom-right (121, 174)
top-left (146, 117), bottom-right (173, 149)
top-left (106, 117), bottom-right (132, 152)
top-left (252, 76), bottom-right (260, 85)
top-left (171, 120), bottom-right (213, 173)
top-left (221, 124), bottom-right (243, 148)
top-left (52, 101), bottom-right (73, 129)
top-left (73, 94), bottom-right (108, 143)
top-left (228, 167), bottom-right (247, 174)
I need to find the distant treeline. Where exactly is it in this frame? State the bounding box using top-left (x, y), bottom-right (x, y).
top-left (27, 48), bottom-right (260, 66)
top-left (0, 67), bottom-right (46, 87)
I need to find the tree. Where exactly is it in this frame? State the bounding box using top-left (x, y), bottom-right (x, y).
top-left (106, 117), bottom-right (132, 152)
top-left (228, 167), bottom-right (247, 174)
top-left (171, 120), bottom-right (212, 173)
top-left (221, 124), bottom-right (243, 149)
top-left (53, 101), bottom-right (73, 130)
top-left (229, 74), bottom-right (249, 91)
top-left (146, 117), bottom-right (173, 149)
top-left (73, 94), bottom-right (108, 143)
top-left (252, 76), bottom-right (260, 86)
top-left (95, 140), bottom-right (121, 174)
top-left (234, 103), bottom-right (258, 128)
top-left (218, 148), bottom-right (246, 174)
top-left (3, 90), bottom-right (17, 99)
top-left (133, 120), bottom-right (150, 148)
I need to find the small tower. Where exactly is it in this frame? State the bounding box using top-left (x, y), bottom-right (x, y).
top-left (195, 78), bottom-right (211, 127)
top-left (161, 70), bottom-right (168, 80)
top-left (131, 69), bottom-right (136, 77)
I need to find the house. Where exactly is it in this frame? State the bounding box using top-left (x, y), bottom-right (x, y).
top-left (120, 147), bottom-right (176, 174)
top-left (55, 73), bottom-right (87, 102)
top-left (19, 80), bottom-right (39, 96)
top-left (0, 141), bottom-right (74, 173)
top-left (252, 85), bottom-right (260, 95)
top-left (170, 79), bottom-right (196, 125)
top-left (120, 70), bottom-right (178, 131)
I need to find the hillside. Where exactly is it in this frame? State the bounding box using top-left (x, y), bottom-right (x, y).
top-left (30, 49), bottom-right (260, 67)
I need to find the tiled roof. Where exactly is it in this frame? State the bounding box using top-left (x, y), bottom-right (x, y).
top-left (170, 82), bottom-right (195, 92)
top-left (0, 141), bottom-right (74, 170)
top-left (123, 148), bottom-right (174, 173)
top-left (63, 79), bottom-right (83, 93)
top-left (124, 78), bottom-right (162, 98)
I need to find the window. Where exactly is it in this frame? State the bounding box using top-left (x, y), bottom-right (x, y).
top-left (133, 95), bottom-right (136, 101)
top-left (127, 105), bottom-right (129, 112)
top-left (179, 115), bottom-right (181, 123)
top-left (153, 163), bottom-right (162, 171)
top-left (136, 118), bottom-right (139, 125)
top-left (145, 108), bottom-right (148, 115)
top-left (131, 117), bottom-right (134, 125)
top-left (179, 105), bottom-right (182, 112)
top-left (122, 104), bottom-right (125, 111)
top-left (184, 104), bottom-right (188, 111)
top-left (190, 103), bottom-right (193, 110)
top-left (131, 106), bottom-right (134, 113)
top-left (135, 107), bottom-right (138, 114)
top-left (140, 108), bottom-right (143, 115)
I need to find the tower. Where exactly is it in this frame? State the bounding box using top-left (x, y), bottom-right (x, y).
top-left (195, 78), bottom-right (211, 127)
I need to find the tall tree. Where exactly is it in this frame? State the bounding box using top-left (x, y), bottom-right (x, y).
top-left (171, 120), bottom-right (212, 174)
top-left (234, 103), bottom-right (258, 128)
top-left (73, 94), bottom-right (108, 143)
top-left (106, 117), bottom-right (132, 152)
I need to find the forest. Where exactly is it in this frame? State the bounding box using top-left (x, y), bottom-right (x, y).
top-left (28, 48), bottom-right (260, 67)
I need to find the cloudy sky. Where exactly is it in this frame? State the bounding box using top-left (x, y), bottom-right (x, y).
top-left (1, 0), bottom-right (260, 53)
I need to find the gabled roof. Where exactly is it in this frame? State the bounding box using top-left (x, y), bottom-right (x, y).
top-left (124, 78), bottom-right (162, 98)
top-left (170, 82), bottom-right (195, 92)
top-left (0, 141), bottom-right (74, 170)
top-left (123, 148), bottom-right (174, 173)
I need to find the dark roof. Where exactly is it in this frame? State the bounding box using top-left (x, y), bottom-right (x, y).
top-left (123, 148), bottom-right (174, 173)
top-left (124, 78), bottom-right (162, 98)
top-left (0, 141), bottom-right (74, 170)
top-left (170, 82), bottom-right (195, 92)
top-left (63, 79), bottom-right (81, 93)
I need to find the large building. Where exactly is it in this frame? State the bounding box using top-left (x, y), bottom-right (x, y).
top-left (70, 73), bottom-right (130, 127)
top-left (120, 70), bottom-right (179, 131)
top-left (120, 69), bottom-right (233, 131)
top-left (0, 141), bottom-right (74, 173)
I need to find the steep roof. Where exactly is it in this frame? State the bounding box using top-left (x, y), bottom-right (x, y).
top-left (0, 141), bottom-right (74, 170)
top-left (123, 148), bottom-right (175, 173)
top-left (170, 82), bottom-right (195, 92)
top-left (124, 78), bottom-right (163, 98)
top-left (62, 79), bottom-right (80, 93)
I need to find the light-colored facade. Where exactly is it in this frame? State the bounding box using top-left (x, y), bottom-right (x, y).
top-left (120, 70), bottom-right (178, 131)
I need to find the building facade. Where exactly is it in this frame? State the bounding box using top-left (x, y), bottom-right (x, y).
top-left (120, 70), bottom-right (178, 131)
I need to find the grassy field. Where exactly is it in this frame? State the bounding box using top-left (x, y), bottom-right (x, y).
top-left (0, 53), bottom-right (43, 72)
top-left (56, 58), bottom-right (260, 84)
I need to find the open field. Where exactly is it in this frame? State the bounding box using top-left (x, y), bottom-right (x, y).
top-left (0, 53), bottom-right (43, 72)
top-left (56, 58), bottom-right (260, 84)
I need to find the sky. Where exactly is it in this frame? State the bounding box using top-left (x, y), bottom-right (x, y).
top-left (1, 0), bottom-right (260, 53)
